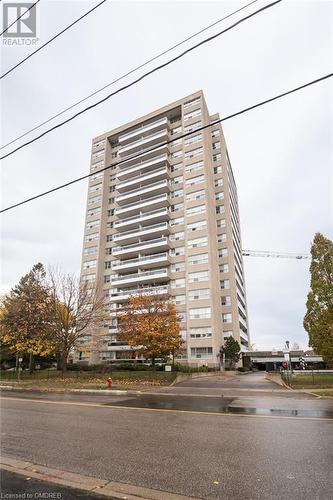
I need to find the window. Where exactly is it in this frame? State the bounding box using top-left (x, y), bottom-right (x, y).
top-left (186, 190), bottom-right (205, 202)
top-left (184, 97), bottom-right (201, 108)
top-left (184, 121), bottom-right (202, 133)
top-left (82, 274), bottom-right (96, 283)
top-left (90, 172), bottom-right (103, 182)
top-left (170, 217), bottom-right (184, 227)
top-left (179, 312), bottom-right (187, 322)
top-left (92, 150), bottom-right (104, 159)
top-left (213, 153), bottom-right (222, 162)
top-left (217, 233), bottom-right (227, 243)
top-left (106, 235), bottom-right (113, 242)
top-left (170, 232), bottom-right (184, 241)
top-left (107, 209), bottom-right (115, 217)
top-left (189, 289), bottom-right (210, 300)
top-left (109, 186), bottom-right (116, 193)
top-left (223, 331), bottom-right (233, 340)
top-left (87, 207), bottom-right (101, 217)
top-left (91, 160), bottom-right (103, 170)
top-left (108, 197), bottom-right (115, 204)
top-left (190, 328), bottom-right (212, 338)
top-left (213, 141), bottom-right (221, 150)
top-left (188, 270), bottom-right (209, 283)
top-left (185, 175), bottom-right (204, 187)
top-left (83, 260), bottom-right (96, 270)
top-left (184, 109), bottom-right (201, 120)
top-left (190, 347), bottom-right (213, 359)
top-left (93, 139), bottom-right (106, 149)
top-left (171, 203), bottom-right (184, 212)
top-left (88, 195), bottom-right (101, 206)
top-left (104, 261), bottom-right (112, 269)
top-left (215, 179), bottom-right (223, 187)
top-left (216, 206), bottom-right (225, 214)
top-left (217, 219), bottom-right (226, 228)
top-left (214, 166), bottom-right (222, 174)
top-left (211, 130), bottom-right (220, 138)
top-left (85, 233), bottom-right (99, 242)
top-left (171, 126), bottom-right (182, 135)
top-left (171, 175), bottom-right (183, 185)
top-left (104, 275), bottom-right (111, 283)
top-left (170, 246), bottom-right (185, 256)
top-left (189, 307), bottom-right (211, 319)
top-left (220, 279), bottom-right (230, 289)
top-left (171, 189), bottom-right (183, 199)
top-left (173, 295), bottom-right (186, 305)
top-left (184, 134), bottom-right (202, 145)
top-left (221, 296), bottom-right (231, 306)
top-left (220, 264), bottom-right (229, 273)
top-left (171, 138), bottom-right (182, 147)
top-left (180, 330), bottom-right (187, 340)
top-left (188, 237), bottom-right (207, 249)
top-left (186, 205), bottom-right (206, 216)
top-left (215, 192), bottom-right (224, 201)
top-left (223, 313), bottom-right (232, 323)
top-left (171, 163), bottom-right (183, 173)
top-left (89, 183), bottom-right (102, 193)
top-left (171, 278), bottom-right (185, 289)
top-left (171, 262), bottom-right (185, 273)
top-left (219, 248), bottom-right (228, 258)
top-left (187, 220), bottom-right (207, 232)
top-left (83, 246), bottom-right (97, 255)
top-left (171, 150), bottom-right (183, 159)
top-left (105, 248), bottom-right (112, 254)
top-left (184, 147), bottom-right (203, 159)
top-left (86, 220), bottom-right (100, 230)
top-left (188, 253), bottom-right (208, 265)
top-left (185, 160), bottom-right (203, 174)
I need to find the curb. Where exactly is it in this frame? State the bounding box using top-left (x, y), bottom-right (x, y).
top-left (0, 456), bottom-right (198, 500)
top-left (0, 386), bottom-right (134, 396)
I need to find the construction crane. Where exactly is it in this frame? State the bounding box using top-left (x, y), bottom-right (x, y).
top-left (242, 250), bottom-right (310, 260)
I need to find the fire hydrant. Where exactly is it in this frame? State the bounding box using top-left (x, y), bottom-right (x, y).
top-left (107, 377), bottom-right (113, 389)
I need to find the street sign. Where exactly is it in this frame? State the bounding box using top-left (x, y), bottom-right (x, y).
top-left (284, 353), bottom-right (290, 362)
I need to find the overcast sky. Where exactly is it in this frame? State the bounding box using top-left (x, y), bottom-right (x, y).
top-left (1, 0), bottom-right (332, 350)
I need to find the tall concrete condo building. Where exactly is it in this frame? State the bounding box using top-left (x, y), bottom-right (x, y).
top-left (78, 91), bottom-right (249, 367)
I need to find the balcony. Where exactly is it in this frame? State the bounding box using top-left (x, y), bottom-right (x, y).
top-left (113, 222), bottom-right (169, 244)
top-left (118, 117), bottom-right (168, 144)
top-left (111, 252), bottom-right (169, 272)
top-left (114, 194), bottom-right (169, 217)
top-left (112, 237), bottom-right (169, 257)
top-left (117, 154), bottom-right (168, 180)
top-left (118, 146), bottom-right (169, 172)
top-left (110, 285), bottom-right (169, 302)
top-left (118, 130), bottom-right (168, 157)
top-left (114, 208), bottom-right (169, 230)
top-left (116, 180), bottom-right (169, 205)
top-left (110, 268), bottom-right (169, 287)
top-left (117, 167), bottom-right (169, 193)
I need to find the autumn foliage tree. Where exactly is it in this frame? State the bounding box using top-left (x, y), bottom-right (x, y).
top-left (304, 233), bottom-right (333, 366)
top-left (117, 293), bottom-right (182, 368)
top-left (1, 263), bottom-right (54, 372)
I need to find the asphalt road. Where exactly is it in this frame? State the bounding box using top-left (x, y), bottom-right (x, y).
top-left (0, 469), bottom-right (104, 499)
top-left (1, 384), bottom-right (333, 500)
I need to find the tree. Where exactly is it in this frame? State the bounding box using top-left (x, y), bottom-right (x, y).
top-left (304, 233), bottom-right (333, 366)
top-left (223, 336), bottom-right (241, 369)
top-left (117, 293), bottom-right (182, 368)
top-left (48, 270), bottom-right (106, 372)
top-left (1, 263), bottom-right (54, 373)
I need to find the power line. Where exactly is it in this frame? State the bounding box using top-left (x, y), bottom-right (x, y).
top-left (0, 0), bottom-right (107, 80)
top-left (0, 0), bottom-right (40, 37)
top-left (0, 0), bottom-right (281, 161)
top-left (1, 71), bottom-right (331, 214)
top-left (0, 0), bottom-right (259, 150)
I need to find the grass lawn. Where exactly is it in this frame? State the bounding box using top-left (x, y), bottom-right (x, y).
top-left (0, 370), bottom-right (177, 390)
top-left (312, 390), bottom-right (333, 397)
top-left (289, 373), bottom-right (333, 389)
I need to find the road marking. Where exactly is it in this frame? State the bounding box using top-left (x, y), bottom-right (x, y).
top-left (1, 396), bottom-right (332, 421)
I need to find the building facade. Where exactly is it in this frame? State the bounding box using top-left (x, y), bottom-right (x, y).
top-left (77, 91), bottom-right (249, 367)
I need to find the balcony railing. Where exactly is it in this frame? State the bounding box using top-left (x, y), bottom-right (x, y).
top-left (118, 117), bottom-right (168, 143)
top-left (114, 208), bottom-right (169, 228)
top-left (117, 154), bottom-right (168, 179)
top-left (117, 167), bottom-right (169, 192)
top-left (111, 268), bottom-right (168, 283)
top-left (112, 237), bottom-right (168, 254)
top-left (116, 180), bottom-right (169, 203)
top-left (111, 252), bottom-right (168, 268)
top-left (114, 194), bottom-right (169, 215)
top-left (119, 130), bottom-right (168, 156)
top-left (110, 285), bottom-right (169, 298)
top-left (113, 222), bottom-right (168, 240)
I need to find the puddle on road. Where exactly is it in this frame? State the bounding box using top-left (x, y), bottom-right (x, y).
top-left (102, 395), bottom-right (333, 419)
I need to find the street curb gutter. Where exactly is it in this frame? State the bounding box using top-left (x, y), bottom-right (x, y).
top-left (0, 456), bottom-right (200, 500)
top-left (0, 386), bottom-right (132, 396)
